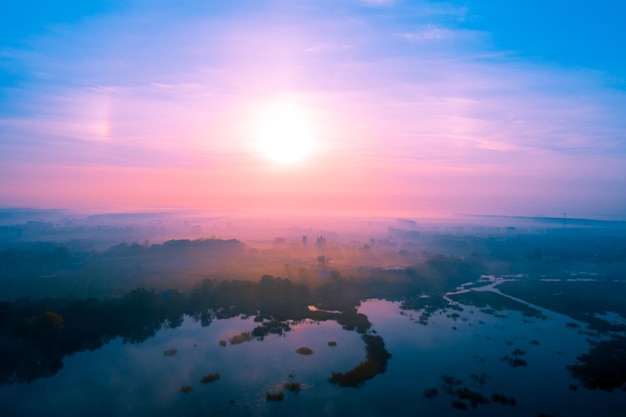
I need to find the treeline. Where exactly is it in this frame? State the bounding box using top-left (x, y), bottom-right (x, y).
top-left (0, 238), bottom-right (245, 274)
top-left (0, 238), bottom-right (248, 299)
top-left (0, 243), bottom-right (73, 275)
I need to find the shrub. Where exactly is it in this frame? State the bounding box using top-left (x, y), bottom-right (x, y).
top-left (266, 391), bottom-right (285, 401)
top-left (296, 347), bottom-right (314, 355)
top-left (201, 373), bottom-right (220, 383)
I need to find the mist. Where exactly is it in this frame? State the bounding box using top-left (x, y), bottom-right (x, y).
top-left (3, 208), bottom-right (624, 300)
top-left (1, 208), bottom-right (626, 416)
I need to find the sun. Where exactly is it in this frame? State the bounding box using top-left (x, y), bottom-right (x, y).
top-left (254, 101), bottom-right (317, 165)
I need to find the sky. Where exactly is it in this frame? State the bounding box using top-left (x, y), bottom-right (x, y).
top-left (1, 0), bottom-right (625, 219)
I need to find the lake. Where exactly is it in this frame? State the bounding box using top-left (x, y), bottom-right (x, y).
top-left (1, 281), bottom-right (624, 417)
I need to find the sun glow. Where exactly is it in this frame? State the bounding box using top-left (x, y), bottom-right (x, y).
top-left (254, 101), bottom-right (317, 165)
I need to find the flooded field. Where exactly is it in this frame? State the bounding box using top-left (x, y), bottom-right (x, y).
top-left (1, 275), bottom-right (624, 417)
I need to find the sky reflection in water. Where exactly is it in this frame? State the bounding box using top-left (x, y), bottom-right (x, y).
top-left (1, 293), bottom-right (625, 417)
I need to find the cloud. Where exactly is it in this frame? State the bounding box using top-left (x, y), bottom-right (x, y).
top-left (399, 25), bottom-right (453, 42)
top-left (1, 0), bottom-right (625, 215)
top-left (358, 0), bottom-right (396, 6)
top-left (303, 43), bottom-right (353, 53)
top-left (3, 4), bottom-right (624, 163)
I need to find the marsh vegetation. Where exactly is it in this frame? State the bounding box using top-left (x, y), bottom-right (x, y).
top-left (200, 373), bottom-right (220, 384)
top-left (266, 391), bottom-right (285, 401)
top-left (1, 212), bottom-right (625, 416)
top-left (283, 381), bottom-right (302, 393)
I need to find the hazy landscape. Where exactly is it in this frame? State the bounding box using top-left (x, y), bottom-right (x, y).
top-left (2, 1), bottom-right (626, 416)
top-left (1, 209), bottom-right (625, 416)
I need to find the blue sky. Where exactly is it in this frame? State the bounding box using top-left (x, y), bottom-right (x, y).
top-left (1, 1), bottom-right (625, 218)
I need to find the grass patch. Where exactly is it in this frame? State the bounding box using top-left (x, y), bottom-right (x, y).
top-left (266, 391), bottom-right (285, 401)
top-left (451, 400), bottom-right (468, 410)
top-left (200, 373), bottom-right (220, 383)
top-left (568, 335), bottom-right (626, 391)
top-left (500, 355), bottom-right (528, 368)
top-left (296, 347), bottom-right (314, 355)
top-left (469, 373), bottom-right (489, 387)
top-left (283, 381), bottom-right (302, 393)
top-left (229, 332), bottom-right (254, 345)
top-left (511, 348), bottom-right (526, 356)
top-left (449, 290), bottom-right (545, 318)
top-left (491, 393), bottom-right (516, 406)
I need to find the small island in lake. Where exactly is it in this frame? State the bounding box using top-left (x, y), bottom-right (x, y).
top-left (201, 373), bottom-right (220, 383)
top-left (296, 347), bottom-right (314, 355)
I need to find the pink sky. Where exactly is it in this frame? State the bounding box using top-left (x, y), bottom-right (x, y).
top-left (2, 1), bottom-right (625, 219)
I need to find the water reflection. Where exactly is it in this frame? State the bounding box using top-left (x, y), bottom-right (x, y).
top-left (0, 275), bottom-right (625, 416)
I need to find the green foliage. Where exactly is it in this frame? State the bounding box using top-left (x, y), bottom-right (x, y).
top-left (455, 387), bottom-right (489, 407)
top-left (401, 294), bottom-right (465, 325)
top-left (491, 393), bottom-right (517, 406)
top-left (448, 290), bottom-right (545, 319)
top-left (442, 374), bottom-right (463, 387)
top-left (436, 373), bottom-right (503, 410)
top-left (229, 332), bottom-right (254, 345)
top-left (200, 373), bottom-right (220, 383)
top-left (283, 381), bottom-right (302, 393)
top-left (469, 372), bottom-right (489, 387)
top-left (568, 336), bottom-right (626, 391)
top-left (296, 347), bottom-right (313, 355)
top-left (252, 320), bottom-right (290, 339)
top-left (497, 280), bottom-right (626, 333)
top-left (266, 391), bottom-right (285, 401)
top-left (451, 400), bottom-right (468, 410)
top-left (500, 355), bottom-right (528, 368)
top-left (336, 309), bottom-right (371, 333)
top-left (328, 335), bottom-right (391, 387)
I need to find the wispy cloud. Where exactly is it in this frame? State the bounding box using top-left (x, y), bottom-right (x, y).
top-left (399, 25), bottom-right (453, 42)
top-left (303, 43), bottom-right (353, 53)
top-left (358, 0), bottom-right (396, 6)
top-left (1, 0), bottom-right (625, 215)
